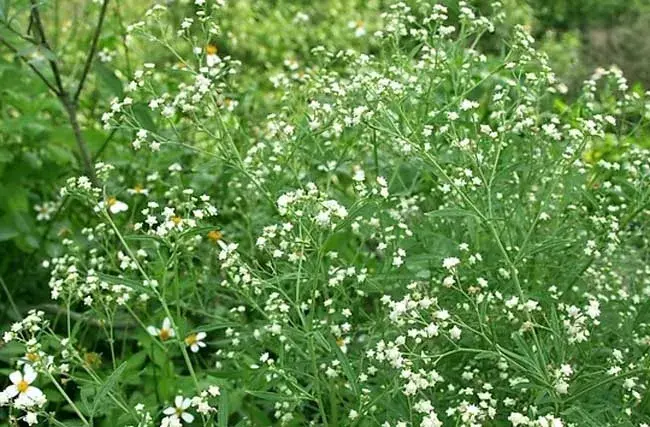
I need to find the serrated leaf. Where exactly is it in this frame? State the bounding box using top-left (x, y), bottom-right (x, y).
top-left (89, 362), bottom-right (128, 419)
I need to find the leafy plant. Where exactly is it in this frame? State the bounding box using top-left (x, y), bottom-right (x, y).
top-left (1, 1), bottom-right (649, 427)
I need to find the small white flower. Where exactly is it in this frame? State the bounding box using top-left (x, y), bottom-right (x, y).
top-left (106, 197), bottom-right (128, 214)
top-left (508, 412), bottom-right (530, 426)
top-left (449, 325), bottom-right (462, 340)
top-left (147, 317), bottom-right (175, 341)
top-left (3, 365), bottom-right (45, 407)
top-left (24, 412), bottom-right (38, 425)
top-left (163, 396), bottom-right (195, 423)
top-left (184, 332), bottom-right (207, 353)
top-left (442, 257), bottom-right (460, 270)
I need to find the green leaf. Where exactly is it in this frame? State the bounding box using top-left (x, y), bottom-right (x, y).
top-left (0, 221), bottom-right (19, 241)
top-left (245, 390), bottom-right (293, 401)
top-left (332, 339), bottom-right (359, 397)
top-left (96, 63), bottom-right (124, 98)
top-left (5, 186), bottom-right (29, 212)
top-left (90, 362), bottom-right (128, 419)
top-left (424, 208), bottom-right (479, 219)
top-left (219, 390), bottom-right (229, 427)
top-left (46, 144), bottom-right (76, 165)
top-left (132, 103), bottom-right (156, 132)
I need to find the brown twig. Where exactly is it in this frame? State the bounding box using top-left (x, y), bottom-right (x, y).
top-left (0, 36), bottom-right (60, 95)
top-left (74, 0), bottom-right (110, 104)
top-left (29, 0), bottom-right (65, 93)
top-left (26, 0), bottom-right (99, 184)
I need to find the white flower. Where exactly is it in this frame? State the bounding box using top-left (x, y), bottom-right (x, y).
top-left (586, 300), bottom-right (600, 319)
top-left (106, 197), bottom-right (128, 214)
top-left (147, 317), bottom-right (175, 341)
top-left (449, 325), bottom-right (462, 340)
top-left (163, 395), bottom-right (195, 423)
top-left (161, 415), bottom-right (183, 427)
top-left (442, 257), bottom-right (460, 270)
top-left (184, 332), bottom-right (207, 353)
top-left (507, 412), bottom-right (530, 426)
top-left (3, 365), bottom-right (45, 407)
top-left (554, 380), bottom-right (569, 394)
top-left (24, 412), bottom-right (38, 425)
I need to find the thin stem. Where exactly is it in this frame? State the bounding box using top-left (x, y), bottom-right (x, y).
top-left (62, 97), bottom-right (98, 183)
top-left (0, 37), bottom-right (60, 95)
top-left (103, 212), bottom-right (201, 391)
top-left (0, 276), bottom-right (20, 318)
top-left (74, 0), bottom-right (110, 104)
top-left (46, 371), bottom-right (90, 426)
top-left (29, 0), bottom-right (65, 92)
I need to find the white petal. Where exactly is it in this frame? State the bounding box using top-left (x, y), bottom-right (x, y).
top-left (23, 365), bottom-right (37, 384)
top-left (24, 386), bottom-right (43, 401)
top-left (174, 395), bottom-right (183, 408)
top-left (4, 385), bottom-right (19, 398)
top-left (196, 332), bottom-right (206, 340)
top-left (168, 328), bottom-right (176, 337)
top-left (163, 407), bottom-right (176, 415)
top-left (109, 201), bottom-right (128, 214)
top-left (198, 341), bottom-right (206, 348)
top-left (181, 398), bottom-right (191, 409)
top-left (162, 317), bottom-right (172, 329)
top-left (9, 371), bottom-right (22, 385)
top-left (182, 412), bottom-right (194, 423)
top-left (146, 326), bottom-right (159, 336)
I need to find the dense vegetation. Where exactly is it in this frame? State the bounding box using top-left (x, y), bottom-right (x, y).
top-left (1, 1), bottom-right (649, 426)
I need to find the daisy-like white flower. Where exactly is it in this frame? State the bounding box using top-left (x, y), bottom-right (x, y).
top-left (205, 44), bottom-right (220, 68)
top-left (106, 196), bottom-right (128, 214)
top-left (163, 395), bottom-right (195, 423)
top-left (3, 365), bottom-right (45, 407)
top-left (184, 332), bottom-right (207, 353)
top-left (34, 202), bottom-right (56, 221)
top-left (127, 184), bottom-right (149, 196)
top-left (147, 317), bottom-right (175, 341)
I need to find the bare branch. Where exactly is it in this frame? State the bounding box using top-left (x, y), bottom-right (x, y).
top-left (0, 36), bottom-right (60, 95)
top-left (29, 0), bottom-right (65, 93)
top-left (74, 0), bottom-right (110, 104)
top-left (26, 0), bottom-right (98, 185)
top-left (0, 20), bottom-right (38, 44)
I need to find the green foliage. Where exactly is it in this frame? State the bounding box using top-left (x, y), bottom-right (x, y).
top-left (0, 1), bottom-right (649, 427)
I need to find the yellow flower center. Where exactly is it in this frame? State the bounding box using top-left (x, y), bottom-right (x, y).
top-left (206, 44), bottom-right (218, 55)
top-left (172, 216), bottom-right (182, 225)
top-left (134, 184), bottom-right (144, 193)
top-left (207, 230), bottom-right (223, 242)
top-left (17, 380), bottom-right (29, 393)
top-left (185, 334), bottom-right (198, 346)
top-left (159, 328), bottom-right (171, 341)
top-left (84, 352), bottom-right (101, 367)
top-left (336, 337), bottom-right (345, 347)
top-left (106, 196), bottom-right (117, 207)
top-left (26, 352), bottom-right (40, 362)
